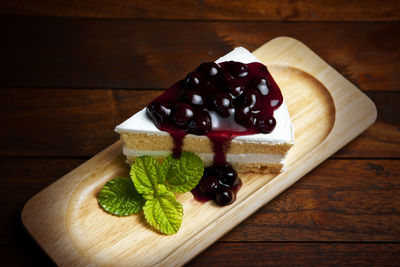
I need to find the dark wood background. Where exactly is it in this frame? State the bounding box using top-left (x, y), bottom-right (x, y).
top-left (1, 1), bottom-right (400, 265)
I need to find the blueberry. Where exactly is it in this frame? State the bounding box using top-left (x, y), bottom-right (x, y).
top-left (227, 83), bottom-right (245, 98)
top-left (198, 62), bottom-right (221, 77)
top-left (235, 105), bottom-right (259, 128)
top-left (199, 175), bottom-right (219, 196)
top-left (234, 105), bottom-right (253, 126)
top-left (182, 90), bottom-right (205, 107)
top-left (251, 76), bottom-right (269, 95)
top-left (172, 102), bottom-right (194, 126)
top-left (185, 71), bottom-right (202, 88)
top-left (258, 116), bottom-right (276, 133)
top-left (202, 167), bottom-right (214, 177)
top-left (270, 99), bottom-right (281, 108)
top-left (223, 71), bottom-right (235, 83)
top-left (189, 111), bottom-right (212, 135)
top-left (214, 92), bottom-right (232, 117)
top-left (215, 188), bottom-right (235, 206)
top-left (218, 165), bottom-right (239, 188)
top-left (244, 89), bottom-right (262, 111)
top-left (146, 102), bottom-right (172, 125)
top-left (230, 62), bottom-right (248, 78)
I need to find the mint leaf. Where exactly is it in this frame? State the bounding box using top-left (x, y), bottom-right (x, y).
top-left (130, 156), bottom-right (164, 196)
top-left (161, 151), bottom-right (204, 193)
top-left (98, 177), bottom-right (145, 216)
top-left (100, 152), bottom-right (204, 234)
top-left (143, 184), bottom-right (183, 235)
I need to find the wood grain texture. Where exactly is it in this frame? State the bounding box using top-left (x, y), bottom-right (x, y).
top-left (0, 244), bottom-right (55, 266)
top-left (0, 5), bottom-right (397, 264)
top-left (0, 89), bottom-right (162, 156)
top-left (0, 89), bottom-right (397, 157)
top-left (20, 37), bottom-right (377, 266)
top-left (2, 0), bottom-right (400, 21)
top-left (0, 157), bottom-right (86, 244)
top-left (1, 158), bottom-right (398, 245)
top-left (0, 1), bottom-right (398, 265)
top-left (336, 91), bottom-right (400, 158)
top-left (222, 159), bottom-right (400, 242)
top-left (1, 17), bottom-right (399, 91)
top-left (2, 242), bottom-right (399, 266)
top-left (189, 242), bottom-right (400, 266)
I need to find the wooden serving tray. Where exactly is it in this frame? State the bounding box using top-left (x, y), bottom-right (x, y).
top-left (22, 37), bottom-right (377, 266)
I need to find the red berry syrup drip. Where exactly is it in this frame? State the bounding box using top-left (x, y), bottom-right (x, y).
top-left (169, 131), bottom-right (186, 158)
top-left (211, 133), bottom-right (231, 165)
top-left (146, 61), bottom-right (283, 205)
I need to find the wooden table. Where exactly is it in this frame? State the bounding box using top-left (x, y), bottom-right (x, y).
top-left (1, 1), bottom-right (399, 265)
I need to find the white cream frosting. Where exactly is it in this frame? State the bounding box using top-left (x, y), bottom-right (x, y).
top-left (115, 47), bottom-right (294, 145)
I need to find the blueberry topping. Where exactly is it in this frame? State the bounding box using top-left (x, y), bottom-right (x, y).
top-left (244, 89), bottom-right (262, 111)
top-left (214, 92), bottom-right (232, 117)
top-left (252, 76), bottom-right (269, 95)
top-left (182, 90), bottom-right (205, 107)
top-left (230, 62), bottom-right (248, 78)
top-left (146, 102), bottom-right (172, 125)
top-left (215, 188), bottom-right (235, 206)
top-left (235, 105), bottom-right (251, 122)
top-left (198, 62), bottom-right (221, 77)
top-left (223, 71), bottom-right (235, 83)
top-left (189, 111), bottom-right (212, 135)
top-left (227, 83), bottom-right (245, 98)
top-left (199, 175), bottom-right (219, 196)
top-left (172, 102), bottom-right (194, 126)
top-left (185, 71), bottom-right (202, 88)
top-left (147, 61), bottom-right (285, 206)
top-left (192, 164), bottom-right (241, 206)
top-left (270, 99), bottom-right (280, 108)
top-left (257, 116), bottom-right (276, 133)
top-left (217, 165), bottom-right (239, 188)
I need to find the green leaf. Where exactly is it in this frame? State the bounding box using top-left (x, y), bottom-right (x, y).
top-left (98, 177), bottom-right (145, 216)
top-left (143, 184), bottom-right (183, 235)
top-left (161, 151), bottom-right (204, 193)
top-left (130, 155), bottom-right (164, 196)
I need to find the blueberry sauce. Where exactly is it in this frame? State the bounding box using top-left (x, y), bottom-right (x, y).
top-left (191, 164), bottom-right (242, 205)
top-left (146, 61), bottom-right (283, 205)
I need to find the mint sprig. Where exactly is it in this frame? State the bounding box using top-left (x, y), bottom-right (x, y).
top-left (98, 177), bottom-right (145, 216)
top-left (97, 152), bottom-right (204, 235)
top-left (143, 184), bottom-right (183, 235)
top-left (130, 155), bottom-right (163, 197)
top-left (161, 151), bottom-right (204, 193)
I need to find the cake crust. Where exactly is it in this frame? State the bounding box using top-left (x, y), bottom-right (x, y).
top-left (125, 155), bottom-right (284, 174)
top-left (120, 132), bottom-right (292, 155)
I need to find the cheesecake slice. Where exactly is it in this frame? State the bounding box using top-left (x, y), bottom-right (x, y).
top-left (116, 47), bottom-right (294, 173)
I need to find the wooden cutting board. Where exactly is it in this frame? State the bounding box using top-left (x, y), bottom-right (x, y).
top-left (22, 37), bottom-right (377, 266)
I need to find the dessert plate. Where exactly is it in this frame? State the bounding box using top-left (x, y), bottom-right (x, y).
top-left (22, 37), bottom-right (376, 266)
